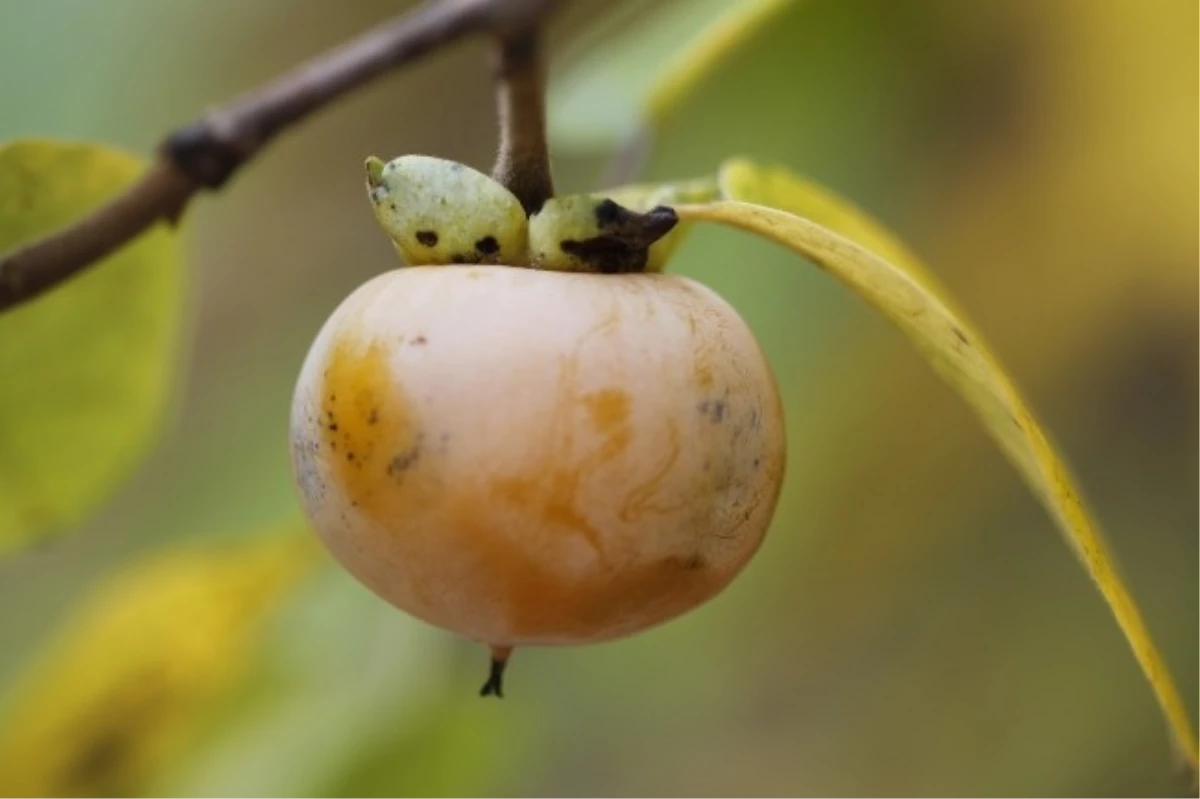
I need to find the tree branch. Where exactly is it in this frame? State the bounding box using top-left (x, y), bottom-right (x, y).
top-left (0, 0), bottom-right (564, 312)
top-left (490, 27), bottom-right (554, 214)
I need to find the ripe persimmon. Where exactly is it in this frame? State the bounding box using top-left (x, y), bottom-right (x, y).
top-left (291, 264), bottom-right (784, 696)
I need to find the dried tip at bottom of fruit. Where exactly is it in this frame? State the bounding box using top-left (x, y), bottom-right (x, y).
top-left (479, 645), bottom-right (513, 699)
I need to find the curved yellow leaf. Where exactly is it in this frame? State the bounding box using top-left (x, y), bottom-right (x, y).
top-left (0, 139), bottom-right (187, 553)
top-left (716, 157), bottom-right (952, 308)
top-left (0, 531), bottom-right (319, 797)
top-left (675, 198), bottom-right (1199, 776)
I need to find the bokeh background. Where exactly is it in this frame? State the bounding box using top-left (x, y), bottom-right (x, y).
top-left (0, 0), bottom-right (1196, 795)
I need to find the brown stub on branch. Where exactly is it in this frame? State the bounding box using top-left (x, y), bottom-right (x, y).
top-left (490, 27), bottom-right (555, 215)
top-left (161, 122), bottom-right (248, 190)
top-left (560, 199), bottom-right (678, 274)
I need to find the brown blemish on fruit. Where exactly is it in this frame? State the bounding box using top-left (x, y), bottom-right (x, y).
top-left (387, 435), bottom-right (423, 478)
top-left (443, 499), bottom-right (723, 643)
top-left (662, 552), bottom-right (706, 571)
top-left (619, 421), bottom-right (685, 522)
top-left (491, 470), bottom-right (606, 556)
top-left (415, 230), bottom-right (438, 247)
top-left (320, 335), bottom-right (423, 520)
top-left (490, 353), bottom-right (632, 559)
top-left (697, 399), bottom-right (726, 423)
top-left (581, 388), bottom-right (630, 434)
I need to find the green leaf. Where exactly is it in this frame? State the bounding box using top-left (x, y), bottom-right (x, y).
top-left (160, 564), bottom-right (461, 798)
top-left (675, 161), bottom-right (1199, 777)
top-left (548, 0), bottom-right (795, 151)
top-left (0, 531), bottom-right (318, 797)
top-left (158, 543), bottom-right (535, 798)
top-left (0, 139), bottom-right (187, 553)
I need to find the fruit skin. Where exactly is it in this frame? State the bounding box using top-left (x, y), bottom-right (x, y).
top-left (290, 265), bottom-right (785, 648)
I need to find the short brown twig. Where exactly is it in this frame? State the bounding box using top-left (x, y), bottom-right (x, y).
top-left (490, 26), bottom-right (555, 214)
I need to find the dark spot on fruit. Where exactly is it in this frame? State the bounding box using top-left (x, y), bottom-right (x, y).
top-left (368, 409), bottom-right (379, 425)
top-left (752, 457), bottom-right (761, 469)
top-left (389, 202), bottom-right (397, 211)
top-left (386, 435), bottom-right (425, 477)
top-left (697, 400), bottom-right (726, 423)
top-left (346, 452), bottom-right (355, 462)
top-left (475, 235), bottom-right (499, 255)
top-left (416, 230), bottom-right (438, 247)
top-left (661, 553), bottom-right (706, 571)
top-left (952, 326), bottom-right (969, 345)
top-left (412, 335), bottom-right (427, 346)
top-left (328, 422), bottom-right (338, 432)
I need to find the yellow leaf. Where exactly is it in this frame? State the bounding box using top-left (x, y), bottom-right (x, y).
top-left (0, 531), bottom-right (319, 797)
top-left (716, 157), bottom-right (952, 309)
top-left (675, 188), bottom-right (1198, 776)
top-left (0, 139), bottom-right (188, 553)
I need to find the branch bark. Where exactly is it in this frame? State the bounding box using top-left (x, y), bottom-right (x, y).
top-left (0, 0), bottom-right (564, 312)
top-left (490, 27), bottom-right (555, 214)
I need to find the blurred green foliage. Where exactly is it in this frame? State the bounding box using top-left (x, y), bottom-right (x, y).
top-left (0, 141), bottom-right (185, 552)
top-left (0, 0), bottom-right (1195, 795)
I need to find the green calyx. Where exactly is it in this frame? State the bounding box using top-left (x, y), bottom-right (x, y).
top-left (364, 154), bottom-right (715, 274)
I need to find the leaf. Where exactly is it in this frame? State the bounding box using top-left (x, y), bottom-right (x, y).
top-left (715, 158), bottom-right (953, 309)
top-left (674, 162), bottom-right (1199, 776)
top-left (0, 139), bottom-right (187, 553)
top-left (161, 565), bottom-right (459, 797)
top-left (0, 530), bottom-right (319, 798)
top-left (548, 0), bottom-right (796, 151)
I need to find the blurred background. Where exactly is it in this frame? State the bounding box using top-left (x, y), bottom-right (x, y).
top-left (0, 0), bottom-right (1195, 795)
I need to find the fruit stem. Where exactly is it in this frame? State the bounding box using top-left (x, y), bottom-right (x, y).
top-left (490, 27), bottom-right (554, 215)
top-left (479, 645), bottom-right (513, 698)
